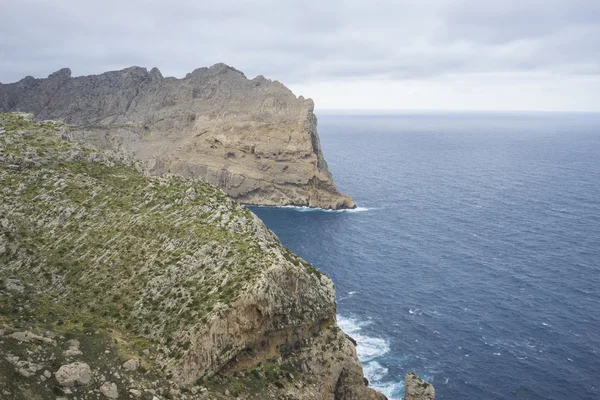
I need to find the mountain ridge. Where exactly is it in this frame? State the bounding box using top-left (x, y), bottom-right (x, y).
top-left (0, 64), bottom-right (355, 210)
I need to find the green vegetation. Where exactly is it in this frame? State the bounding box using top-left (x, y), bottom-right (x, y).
top-left (197, 360), bottom-right (302, 398)
top-left (0, 112), bottom-right (335, 398)
top-left (0, 112), bottom-right (322, 360)
top-left (0, 271), bottom-right (162, 400)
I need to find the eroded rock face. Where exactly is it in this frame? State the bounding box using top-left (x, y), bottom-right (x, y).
top-left (404, 372), bottom-right (435, 400)
top-left (0, 64), bottom-right (355, 209)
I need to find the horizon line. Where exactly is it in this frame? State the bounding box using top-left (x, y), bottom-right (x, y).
top-left (315, 108), bottom-right (600, 115)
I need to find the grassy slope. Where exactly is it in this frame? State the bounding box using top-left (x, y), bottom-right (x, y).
top-left (0, 113), bottom-right (327, 399)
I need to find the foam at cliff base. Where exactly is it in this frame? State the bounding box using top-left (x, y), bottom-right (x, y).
top-left (249, 205), bottom-right (371, 213)
top-left (337, 315), bottom-right (403, 399)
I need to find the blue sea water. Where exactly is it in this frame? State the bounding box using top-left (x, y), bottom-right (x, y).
top-left (249, 112), bottom-right (600, 400)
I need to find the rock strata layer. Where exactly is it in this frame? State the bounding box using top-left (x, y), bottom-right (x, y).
top-left (0, 64), bottom-right (355, 209)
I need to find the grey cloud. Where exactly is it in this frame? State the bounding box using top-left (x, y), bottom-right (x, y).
top-left (438, 0), bottom-right (600, 44)
top-left (1, 0), bottom-right (599, 84)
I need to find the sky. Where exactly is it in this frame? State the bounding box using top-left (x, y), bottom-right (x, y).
top-left (1, 0), bottom-right (599, 112)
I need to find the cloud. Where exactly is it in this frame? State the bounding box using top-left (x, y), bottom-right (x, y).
top-left (1, 0), bottom-right (599, 110)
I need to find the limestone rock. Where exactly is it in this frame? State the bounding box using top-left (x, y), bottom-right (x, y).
top-left (8, 330), bottom-right (56, 345)
top-left (6, 278), bottom-right (25, 293)
top-left (122, 359), bottom-right (139, 371)
top-left (64, 339), bottom-right (83, 356)
top-left (404, 372), bottom-right (435, 400)
top-left (55, 362), bottom-right (92, 387)
top-left (0, 64), bottom-right (355, 209)
top-left (100, 381), bottom-right (119, 398)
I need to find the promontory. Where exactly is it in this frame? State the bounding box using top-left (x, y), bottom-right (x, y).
top-left (0, 64), bottom-right (355, 209)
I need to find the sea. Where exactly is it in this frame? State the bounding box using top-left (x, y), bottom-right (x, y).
top-left (249, 112), bottom-right (600, 400)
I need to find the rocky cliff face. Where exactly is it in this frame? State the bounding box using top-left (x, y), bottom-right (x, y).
top-left (0, 64), bottom-right (355, 209)
top-left (0, 113), bottom-right (380, 399)
top-left (404, 373), bottom-right (435, 400)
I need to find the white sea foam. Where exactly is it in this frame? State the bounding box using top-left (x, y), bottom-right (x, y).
top-left (337, 315), bottom-right (404, 399)
top-left (247, 204), bottom-right (371, 213)
top-left (370, 380), bottom-right (405, 400)
top-left (337, 315), bottom-right (390, 361)
top-left (285, 205), bottom-right (371, 213)
top-left (338, 291), bottom-right (358, 301)
top-left (354, 334), bottom-right (390, 361)
top-left (364, 361), bottom-right (389, 381)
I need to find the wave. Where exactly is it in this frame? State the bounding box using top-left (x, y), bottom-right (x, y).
top-left (338, 291), bottom-right (358, 301)
top-left (337, 315), bottom-right (403, 399)
top-left (337, 315), bottom-right (389, 362)
top-left (364, 361), bottom-right (389, 381)
top-left (409, 308), bottom-right (441, 317)
top-left (371, 380), bottom-right (405, 400)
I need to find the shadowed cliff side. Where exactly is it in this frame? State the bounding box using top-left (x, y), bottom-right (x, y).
top-left (0, 64), bottom-right (356, 209)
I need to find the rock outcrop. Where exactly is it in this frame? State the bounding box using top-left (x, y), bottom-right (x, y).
top-left (404, 372), bottom-right (435, 400)
top-left (0, 112), bottom-right (379, 399)
top-left (0, 64), bottom-right (355, 209)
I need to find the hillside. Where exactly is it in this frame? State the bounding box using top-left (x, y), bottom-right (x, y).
top-left (0, 112), bottom-right (382, 399)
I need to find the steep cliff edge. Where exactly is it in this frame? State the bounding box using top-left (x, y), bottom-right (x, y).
top-left (0, 64), bottom-right (355, 209)
top-left (0, 113), bottom-right (380, 399)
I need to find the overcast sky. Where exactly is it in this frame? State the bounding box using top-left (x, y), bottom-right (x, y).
top-left (1, 0), bottom-right (599, 111)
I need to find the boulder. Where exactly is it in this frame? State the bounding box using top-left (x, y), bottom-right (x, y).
top-left (55, 362), bottom-right (92, 387)
top-left (122, 358), bottom-right (139, 371)
top-left (100, 381), bottom-right (119, 399)
top-left (64, 339), bottom-right (83, 356)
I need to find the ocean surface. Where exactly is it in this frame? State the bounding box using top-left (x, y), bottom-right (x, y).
top-left (249, 112), bottom-right (600, 400)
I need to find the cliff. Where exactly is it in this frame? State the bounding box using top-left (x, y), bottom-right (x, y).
top-left (0, 64), bottom-right (355, 210)
top-left (0, 112), bottom-right (381, 399)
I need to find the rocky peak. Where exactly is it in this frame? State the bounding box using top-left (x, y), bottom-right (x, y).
top-left (149, 66), bottom-right (163, 80)
top-left (48, 68), bottom-right (72, 80)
